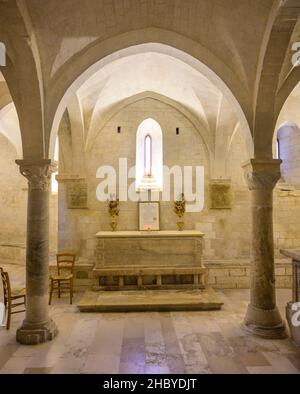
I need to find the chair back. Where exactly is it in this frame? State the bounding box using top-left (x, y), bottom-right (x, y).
top-left (56, 253), bottom-right (76, 275)
top-left (0, 267), bottom-right (11, 306)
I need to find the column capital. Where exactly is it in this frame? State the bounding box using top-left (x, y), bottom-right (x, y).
top-left (242, 159), bottom-right (282, 190)
top-left (16, 159), bottom-right (57, 192)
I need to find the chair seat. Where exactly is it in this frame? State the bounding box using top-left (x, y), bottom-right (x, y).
top-left (49, 253), bottom-right (76, 305)
top-left (50, 273), bottom-right (73, 281)
top-left (1, 267), bottom-right (26, 329)
top-left (11, 288), bottom-right (26, 298)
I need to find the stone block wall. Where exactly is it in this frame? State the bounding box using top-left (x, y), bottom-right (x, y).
top-left (277, 124), bottom-right (300, 187)
top-left (57, 97), bottom-right (300, 289)
top-left (70, 258), bottom-right (293, 292)
top-left (205, 259), bottom-right (292, 289)
top-left (0, 134), bottom-right (27, 262)
top-left (274, 189), bottom-right (300, 256)
top-left (0, 133), bottom-right (58, 264)
top-left (0, 98), bottom-right (299, 290)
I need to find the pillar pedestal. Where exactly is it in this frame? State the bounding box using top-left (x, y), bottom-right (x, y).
top-left (16, 159), bottom-right (58, 345)
top-left (16, 319), bottom-right (58, 345)
top-left (243, 159), bottom-right (287, 339)
top-left (244, 304), bottom-right (286, 339)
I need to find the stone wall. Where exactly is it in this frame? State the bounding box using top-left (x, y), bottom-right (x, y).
top-left (0, 134), bottom-right (27, 262)
top-left (0, 133), bottom-right (58, 263)
top-left (277, 124), bottom-right (300, 187)
top-left (57, 97), bottom-right (300, 289)
top-left (274, 189), bottom-right (300, 255)
top-left (70, 259), bottom-right (293, 292)
top-left (58, 97), bottom-right (211, 256)
top-left (205, 260), bottom-right (292, 289)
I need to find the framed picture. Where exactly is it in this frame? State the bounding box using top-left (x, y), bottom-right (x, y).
top-left (67, 180), bottom-right (88, 209)
top-left (139, 202), bottom-right (160, 231)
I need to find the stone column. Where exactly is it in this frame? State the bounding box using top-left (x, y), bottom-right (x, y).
top-left (243, 159), bottom-right (287, 339)
top-left (15, 159), bottom-right (58, 345)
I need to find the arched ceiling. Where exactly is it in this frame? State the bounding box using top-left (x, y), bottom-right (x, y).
top-left (25, 0), bottom-right (273, 91)
top-left (276, 82), bottom-right (300, 130)
top-left (277, 14), bottom-right (300, 102)
top-left (0, 71), bottom-right (21, 157)
top-left (0, 71), bottom-right (12, 110)
top-left (0, 0), bottom-right (300, 161)
top-left (48, 41), bottom-right (254, 157)
top-left (0, 103), bottom-right (22, 158)
top-left (77, 51), bottom-right (243, 154)
top-left (272, 81), bottom-right (300, 156)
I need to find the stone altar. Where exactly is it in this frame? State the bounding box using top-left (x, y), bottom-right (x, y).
top-left (93, 230), bottom-right (206, 290)
top-left (78, 230), bottom-right (224, 312)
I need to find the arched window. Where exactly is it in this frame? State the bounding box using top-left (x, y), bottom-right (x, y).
top-left (276, 138), bottom-right (281, 160)
top-left (136, 118), bottom-right (163, 191)
top-left (144, 135), bottom-right (152, 176)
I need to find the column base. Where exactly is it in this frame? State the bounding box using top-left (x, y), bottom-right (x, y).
top-left (16, 319), bottom-right (58, 345)
top-left (243, 304), bottom-right (287, 339)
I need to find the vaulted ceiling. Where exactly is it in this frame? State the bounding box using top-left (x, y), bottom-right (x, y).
top-left (0, 0), bottom-right (299, 159)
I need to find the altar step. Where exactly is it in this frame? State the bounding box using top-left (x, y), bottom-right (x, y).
top-left (77, 288), bottom-right (223, 312)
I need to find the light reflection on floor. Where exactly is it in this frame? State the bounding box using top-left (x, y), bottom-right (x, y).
top-left (0, 263), bottom-right (299, 374)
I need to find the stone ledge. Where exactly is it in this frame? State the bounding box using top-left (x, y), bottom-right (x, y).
top-left (78, 288), bottom-right (223, 312)
top-left (204, 258), bottom-right (291, 267)
top-left (205, 259), bottom-right (292, 289)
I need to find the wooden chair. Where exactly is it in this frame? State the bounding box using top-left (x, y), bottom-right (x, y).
top-left (49, 253), bottom-right (76, 305)
top-left (0, 267), bottom-right (26, 330)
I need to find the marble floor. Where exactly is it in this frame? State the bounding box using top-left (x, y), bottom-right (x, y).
top-left (0, 263), bottom-right (300, 374)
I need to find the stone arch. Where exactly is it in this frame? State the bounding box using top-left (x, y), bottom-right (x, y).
top-left (86, 91), bottom-right (213, 162)
top-left (0, 126), bottom-right (19, 159)
top-left (226, 123), bottom-right (242, 160)
top-left (253, 0), bottom-right (300, 159)
top-left (0, 74), bottom-right (12, 111)
top-left (0, 103), bottom-right (22, 158)
top-left (0, 1), bottom-right (46, 159)
top-left (276, 71), bottom-right (300, 123)
top-left (48, 35), bottom-right (253, 158)
top-left (273, 80), bottom-right (300, 157)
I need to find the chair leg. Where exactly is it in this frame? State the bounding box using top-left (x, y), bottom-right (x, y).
top-left (70, 278), bottom-right (73, 305)
top-left (58, 281), bottom-right (61, 298)
top-left (6, 303), bottom-right (11, 330)
top-left (49, 279), bottom-right (53, 305)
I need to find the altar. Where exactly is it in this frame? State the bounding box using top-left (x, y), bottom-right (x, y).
top-left (93, 230), bottom-right (206, 290)
top-left (78, 230), bottom-right (224, 311)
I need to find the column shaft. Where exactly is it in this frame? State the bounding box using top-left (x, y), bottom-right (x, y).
top-left (243, 159), bottom-right (287, 339)
top-left (251, 187), bottom-right (275, 309)
top-left (16, 159), bottom-right (58, 345)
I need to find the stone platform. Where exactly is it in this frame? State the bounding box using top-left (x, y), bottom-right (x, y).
top-left (77, 288), bottom-right (223, 312)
